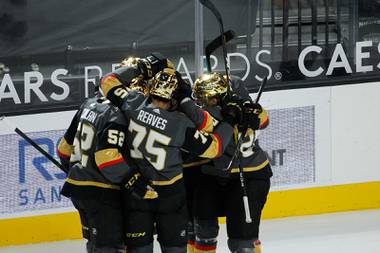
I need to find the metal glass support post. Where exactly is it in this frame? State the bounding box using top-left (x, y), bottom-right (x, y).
top-left (348, 0), bottom-right (358, 59)
top-left (283, 0), bottom-right (289, 61)
top-left (271, 0), bottom-right (275, 59)
top-left (298, 0), bottom-right (302, 54)
top-left (312, 0), bottom-right (318, 45)
top-left (259, 0), bottom-right (263, 49)
top-left (195, 0), bottom-right (204, 78)
top-left (352, 0), bottom-right (358, 46)
top-left (336, 0), bottom-right (342, 43)
top-left (247, 0), bottom-right (252, 61)
top-left (325, 0), bottom-right (329, 48)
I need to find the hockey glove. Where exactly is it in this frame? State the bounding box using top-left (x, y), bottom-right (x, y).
top-left (221, 101), bottom-right (243, 126)
top-left (138, 52), bottom-right (174, 79)
top-left (124, 172), bottom-right (158, 200)
top-left (241, 102), bottom-right (262, 130)
top-left (172, 71), bottom-right (192, 103)
top-left (220, 92), bottom-right (244, 126)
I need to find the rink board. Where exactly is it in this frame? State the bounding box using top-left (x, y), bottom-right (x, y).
top-left (1, 82), bottom-right (380, 246)
top-left (0, 106), bottom-right (315, 216)
top-left (1, 180), bottom-right (380, 246)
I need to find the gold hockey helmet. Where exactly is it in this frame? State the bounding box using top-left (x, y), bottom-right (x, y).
top-left (192, 72), bottom-right (228, 103)
top-left (117, 57), bottom-right (149, 95)
top-left (119, 57), bottom-right (140, 68)
top-left (128, 77), bottom-right (149, 95)
top-left (150, 68), bottom-right (178, 100)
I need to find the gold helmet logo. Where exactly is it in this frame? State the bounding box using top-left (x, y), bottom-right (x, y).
top-left (192, 72), bottom-right (228, 103)
top-left (150, 68), bottom-right (178, 100)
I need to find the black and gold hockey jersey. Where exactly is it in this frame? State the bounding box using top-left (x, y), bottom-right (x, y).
top-left (57, 96), bottom-right (133, 199)
top-left (183, 76), bottom-right (272, 179)
top-left (208, 105), bottom-right (272, 179)
top-left (100, 73), bottom-right (234, 192)
top-left (227, 76), bottom-right (272, 179)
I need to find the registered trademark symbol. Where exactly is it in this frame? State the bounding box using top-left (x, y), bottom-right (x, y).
top-left (274, 72), bottom-right (282, 80)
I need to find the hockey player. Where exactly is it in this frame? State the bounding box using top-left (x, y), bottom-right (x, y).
top-left (188, 72), bottom-right (272, 253)
top-left (99, 67), bottom-right (239, 253)
top-left (57, 89), bottom-right (157, 253)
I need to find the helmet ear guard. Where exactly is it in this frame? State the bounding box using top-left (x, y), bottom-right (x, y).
top-left (149, 68), bottom-right (178, 101)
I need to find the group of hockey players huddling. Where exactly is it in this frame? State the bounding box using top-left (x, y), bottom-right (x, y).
top-left (57, 53), bottom-right (272, 253)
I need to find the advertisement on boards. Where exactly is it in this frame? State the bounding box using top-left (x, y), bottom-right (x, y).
top-left (0, 105), bottom-right (315, 216)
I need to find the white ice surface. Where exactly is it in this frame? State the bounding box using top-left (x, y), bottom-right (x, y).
top-left (1, 209), bottom-right (379, 253)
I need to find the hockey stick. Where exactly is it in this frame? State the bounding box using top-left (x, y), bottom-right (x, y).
top-left (225, 76), bottom-right (268, 224)
top-left (201, 0), bottom-right (264, 224)
top-left (200, 0), bottom-right (232, 83)
top-left (0, 115), bottom-right (67, 173)
top-left (205, 30), bottom-right (235, 72)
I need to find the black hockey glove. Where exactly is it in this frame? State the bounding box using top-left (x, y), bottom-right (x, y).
top-left (138, 52), bottom-right (174, 79)
top-left (221, 101), bottom-right (243, 126)
top-left (220, 92), bottom-right (244, 126)
top-left (241, 102), bottom-right (262, 130)
top-left (172, 71), bottom-right (192, 103)
top-left (124, 172), bottom-right (158, 200)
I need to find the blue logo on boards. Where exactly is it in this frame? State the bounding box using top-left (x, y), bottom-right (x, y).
top-left (18, 137), bottom-right (66, 183)
top-left (17, 136), bottom-right (69, 207)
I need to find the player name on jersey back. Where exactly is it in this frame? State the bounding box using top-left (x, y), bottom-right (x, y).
top-left (136, 110), bottom-right (167, 130)
top-left (80, 108), bottom-right (98, 124)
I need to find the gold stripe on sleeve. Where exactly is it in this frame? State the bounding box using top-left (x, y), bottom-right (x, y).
top-left (151, 173), bottom-right (183, 186)
top-left (57, 137), bottom-right (74, 157)
top-left (259, 109), bottom-right (269, 127)
top-left (230, 159), bottom-right (270, 173)
top-left (65, 178), bottom-right (120, 190)
top-left (183, 159), bottom-right (211, 168)
top-left (199, 111), bottom-right (215, 133)
top-left (199, 134), bottom-right (220, 159)
top-left (95, 148), bottom-right (123, 168)
top-left (101, 75), bottom-right (123, 96)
